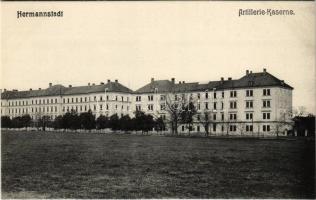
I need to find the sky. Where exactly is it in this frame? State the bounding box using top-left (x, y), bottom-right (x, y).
top-left (1, 2), bottom-right (315, 113)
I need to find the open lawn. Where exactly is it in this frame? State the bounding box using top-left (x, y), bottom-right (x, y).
top-left (1, 131), bottom-right (315, 198)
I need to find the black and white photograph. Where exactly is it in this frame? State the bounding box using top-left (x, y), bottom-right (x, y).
top-left (1, 1), bottom-right (315, 199)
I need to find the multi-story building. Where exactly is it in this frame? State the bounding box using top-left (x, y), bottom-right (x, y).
top-left (1, 80), bottom-right (133, 120)
top-left (1, 69), bottom-right (293, 136)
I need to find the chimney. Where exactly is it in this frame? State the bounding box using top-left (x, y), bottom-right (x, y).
top-left (4, 89), bottom-right (6, 92)
top-left (228, 77), bottom-right (232, 81)
top-left (250, 71), bottom-right (253, 74)
top-left (29, 88), bottom-right (32, 91)
top-left (107, 79), bottom-right (110, 83)
top-left (263, 68), bottom-right (267, 73)
top-left (49, 83), bottom-right (52, 87)
top-left (88, 83), bottom-right (90, 86)
top-left (221, 77), bottom-right (224, 81)
top-left (92, 83), bottom-right (95, 86)
top-left (182, 81), bottom-right (185, 84)
top-left (171, 78), bottom-right (175, 84)
top-left (13, 89), bottom-right (18, 92)
top-left (151, 78), bottom-right (154, 83)
top-left (38, 88), bottom-right (41, 90)
top-left (69, 85), bottom-right (72, 88)
top-left (100, 82), bottom-right (104, 85)
top-left (246, 70), bottom-right (249, 75)
top-left (115, 79), bottom-right (118, 83)
top-left (178, 81), bottom-right (181, 84)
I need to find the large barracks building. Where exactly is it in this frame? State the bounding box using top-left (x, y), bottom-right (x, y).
top-left (1, 69), bottom-right (293, 136)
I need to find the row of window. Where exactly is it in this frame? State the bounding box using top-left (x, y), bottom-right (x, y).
top-left (6, 95), bottom-right (131, 107)
top-left (4, 88), bottom-right (273, 107)
top-left (182, 124), bottom-right (271, 132)
top-left (8, 106), bottom-right (58, 114)
top-left (134, 89), bottom-right (272, 103)
top-left (62, 104), bottom-right (130, 112)
top-left (62, 96), bottom-right (129, 104)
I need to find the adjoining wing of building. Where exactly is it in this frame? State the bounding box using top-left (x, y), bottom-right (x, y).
top-left (1, 69), bottom-right (293, 136)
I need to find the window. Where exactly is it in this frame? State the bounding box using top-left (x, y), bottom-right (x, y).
top-left (76, 98), bottom-right (78, 103)
top-left (222, 91), bottom-right (225, 98)
top-left (221, 102), bottom-right (224, 109)
top-left (213, 102), bottom-right (217, 110)
top-left (197, 103), bottom-right (200, 110)
top-left (55, 99), bottom-right (57, 103)
top-left (263, 112), bottom-right (271, 120)
top-left (160, 95), bottom-right (165, 101)
top-left (214, 92), bottom-right (217, 99)
top-left (136, 96), bottom-right (141, 102)
top-left (182, 126), bottom-right (185, 132)
top-left (197, 93), bottom-right (200, 99)
top-left (100, 96), bottom-right (103, 101)
top-left (230, 91), bottom-right (237, 97)
top-left (263, 125), bottom-right (271, 132)
top-left (263, 89), bottom-right (271, 96)
top-left (148, 95), bottom-right (153, 101)
top-left (263, 100), bottom-right (271, 108)
top-left (121, 96), bottom-right (124, 102)
top-left (94, 105), bottom-right (96, 111)
top-left (221, 113), bottom-right (224, 121)
top-left (229, 113), bottom-right (237, 120)
top-left (100, 105), bottom-right (103, 110)
top-left (205, 102), bottom-right (209, 110)
top-left (106, 104), bottom-right (109, 110)
top-left (106, 96), bottom-right (109, 101)
top-left (246, 101), bottom-right (253, 108)
top-left (246, 125), bottom-right (253, 132)
top-left (115, 96), bottom-right (118, 101)
top-left (246, 112), bottom-right (253, 120)
top-left (148, 104), bottom-right (153, 111)
top-left (212, 124), bottom-right (216, 132)
top-left (213, 114), bottom-right (216, 121)
top-left (160, 103), bottom-right (166, 110)
top-left (230, 101), bottom-right (237, 109)
top-left (136, 105), bottom-right (141, 111)
top-left (246, 90), bottom-right (253, 97)
top-left (85, 97), bottom-right (87, 102)
top-left (230, 125), bottom-right (237, 132)
top-left (197, 114), bottom-right (200, 121)
top-left (205, 92), bottom-right (209, 99)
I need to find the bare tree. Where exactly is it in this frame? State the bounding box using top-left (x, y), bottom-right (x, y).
top-left (198, 109), bottom-right (215, 137)
top-left (275, 109), bottom-right (293, 137)
top-left (237, 123), bottom-right (246, 136)
top-left (162, 93), bottom-right (197, 135)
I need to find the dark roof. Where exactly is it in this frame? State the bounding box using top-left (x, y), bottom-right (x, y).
top-left (1, 71), bottom-right (293, 99)
top-left (135, 72), bottom-right (293, 93)
top-left (1, 82), bottom-right (133, 100)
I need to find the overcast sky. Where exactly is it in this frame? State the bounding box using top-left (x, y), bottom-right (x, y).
top-left (1, 2), bottom-right (315, 113)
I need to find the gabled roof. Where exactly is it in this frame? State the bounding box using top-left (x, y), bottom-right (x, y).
top-left (135, 80), bottom-right (175, 93)
top-left (135, 71), bottom-right (293, 94)
top-left (1, 82), bottom-right (133, 100)
top-left (1, 70), bottom-right (293, 99)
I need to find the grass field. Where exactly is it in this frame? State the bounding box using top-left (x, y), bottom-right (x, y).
top-left (1, 131), bottom-right (315, 198)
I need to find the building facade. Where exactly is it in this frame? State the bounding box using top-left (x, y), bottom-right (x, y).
top-left (1, 69), bottom-right (293, 136)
